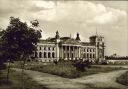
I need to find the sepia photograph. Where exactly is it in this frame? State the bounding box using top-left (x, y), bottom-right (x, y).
top-left (0, 0), bottom-right (128, 89)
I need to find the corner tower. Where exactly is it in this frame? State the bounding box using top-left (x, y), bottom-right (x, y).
top-left (90, 35), bottom-right (105, 63)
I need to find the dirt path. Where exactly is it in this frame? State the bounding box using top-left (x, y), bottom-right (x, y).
top-left (14, 68), bottom-right (85, 89)
top-left (14, 68), bottom-right (128, 89)
top-left (72, 70), bottom-right (128, 89)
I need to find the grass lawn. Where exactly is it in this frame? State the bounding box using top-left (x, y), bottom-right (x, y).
top-left (0, 68), bottom-right (48, 89)
top-left (116, 71), bottom-right (128, 86)
top-left (10, 61), bottom-right (125, 79)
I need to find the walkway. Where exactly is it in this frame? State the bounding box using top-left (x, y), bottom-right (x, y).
top-left (14, 68), bottom-right (128, 89)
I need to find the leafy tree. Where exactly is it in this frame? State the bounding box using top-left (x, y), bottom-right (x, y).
top-left (1, 17), bottom-right (41, 86)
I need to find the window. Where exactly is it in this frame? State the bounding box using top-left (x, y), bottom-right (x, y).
top-left (63, 46), bottom-right (65, 51)
top-left (84, 53), bottom-right (86, 58)
top-left (48, 47), bottom-right (50, 51)
top-left (53, 47), bottom-right (55, 51)
top-left (44, 47), bottom-right (46, 51)
top-left (48, 52), bottom-right (51, 58)
top-left (87, 49), bottom-right (89, 52)
top-left (93, 49), bottom-right (95, 52)
top-left (67, 46), bottom-right (69, 51)
top-left (40, 47), bottom-right (41, 50)
top-left (64, 53), bottom-right (66, 58)
top-left (87, 53), bottom-right (89, 58)
top-left (71, 47), bottom-right (73, 51)
top-left (93, 54), bottom-right (95, 58)
top-left (35, 52), bottom-right (38, 58)
top-left (90, 54), bottom-right (92, 58)
top-left (52, 52), bottom-right (55, 58)
top-left (44, 52), bottom-right (47, 58)
top-left (67, 53), bottom-right (69, 58)
top-left (90, 49), bottom-right (92, 52)
top-left (39, 52), bottom-right (42, 58)
top-left (71, 53), bottom-right (73, 58)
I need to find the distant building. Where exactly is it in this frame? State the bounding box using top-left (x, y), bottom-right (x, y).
top-left (32, 31), bottom-right (105, 63)
top-left (105, 55), bottom-right (128, 64)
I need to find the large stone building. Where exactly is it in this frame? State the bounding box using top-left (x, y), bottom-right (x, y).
top-left (32, 31), bottom-right (105, 63)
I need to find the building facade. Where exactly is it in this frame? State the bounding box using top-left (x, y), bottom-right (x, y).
top-left (32, 31), bottom-right (105, 63)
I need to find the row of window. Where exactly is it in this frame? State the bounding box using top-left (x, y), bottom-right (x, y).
top-left (34, 52), bottom-right (95, 59)
top-left (63, 46), bottom-right (79, 51)
top-left (83, 48), bottom-right (95, 52)
top-left (37, 46), bottom-right (95, 53)
top-left (83, 53), bottom-right (95, 58)
top-left (63, 53), bottom-right (95, 58)
top-left (38, 46), bottom-right (55, 51)
top-left (35, 52), bottom-right (55, 58)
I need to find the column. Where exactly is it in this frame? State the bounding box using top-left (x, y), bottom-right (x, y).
top-left (69, 46), bottom-right (70, 59)
top-left (73, 46), bottom-right (74, 59)
top-left (78, 47), bottom-right (80, 58)
top-left (61, 46), bottom-right (64, 59)
top-left (42, 51), bottom-right (44, 58)
top-left (77, 46), bottom-right (78, 58)
top-left (56, 43), bottom-right (59, 61)
top-left (65, 46), bottom-right (67, 59)
top-left (46, 52), bottom-right (48, 59)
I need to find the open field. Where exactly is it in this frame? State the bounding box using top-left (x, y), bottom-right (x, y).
top-left (13, 68), bottom-right (128, 89)
top-left (1, 61), bottom-right (128, 89)
top-left (10, 61), bottom-right (126, 78)
top-left (0, 68), bottom-right (47, 89)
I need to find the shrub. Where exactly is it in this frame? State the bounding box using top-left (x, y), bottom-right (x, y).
top-left (0, 64), bottom-right (6, 70)
top-left (73, 59), bottom-right (91, 72)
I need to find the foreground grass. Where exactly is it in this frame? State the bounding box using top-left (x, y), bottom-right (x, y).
top-left (116, 71), bottom-right (128, 86)
top-left (0, 69), bottom-right (48, 89)
top-left (11, 61), bottom-right (124, 79)
top-left (85, 84), bottom-right (121, 89)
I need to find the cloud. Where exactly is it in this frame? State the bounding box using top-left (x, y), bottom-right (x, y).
top-left (0, 0), bottom-right (127, 56)
top-left (93, 7), bottom-right (127, 24)
top-left (30, 1), bottom-right (127, 25)
top-left (0, 0), bottom-right (127, 26)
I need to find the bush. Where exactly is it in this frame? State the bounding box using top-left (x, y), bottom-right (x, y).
top-left (0, 64), bottom-right (6, 70)
top-left (73, 59), bottom-right (91, 72)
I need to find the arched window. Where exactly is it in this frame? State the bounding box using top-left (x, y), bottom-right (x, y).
top-left (90, 54), bottom-right (92, 58)
top-left (64, 53), bottom-right (66, 58)
top-left (67, 53), bottom-right (69, 58)
top-left (93, 54), bottom-right (95, 58)
top-left (48, 47), bottom-right (50, 51)
top-left (52, 52), bottom-right (55, 58)
top-left (87, 53), bottom-right (89, 58)
top-left (35, 52), bottom-right (38, 58)
top-left (44, 47), bottom-right (46, 51)
top-left (84, 53), bottom-right (86, 58)
top-left (53, 47), bottom-right (55, 51)
top-left (44, 52), bottom-right (47, 58)
top-left (39, 52), bottom-right (42, 58)
top-left (71, 53), bottom-right (73, 58)
top-left (40, 47), bottom-right (41, 50)
top-left (87, 48), bottom-right (89, 52)
top-left (48, 52), bottom-right (51, 58)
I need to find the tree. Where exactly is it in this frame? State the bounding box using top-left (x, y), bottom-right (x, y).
top-left (1, 17), bottom-right (41, 86)
top-left (0, 29), bottom-right (6, 69)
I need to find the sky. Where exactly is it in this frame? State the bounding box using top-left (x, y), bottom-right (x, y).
top-left (0, 0), bottom-right (128, 56)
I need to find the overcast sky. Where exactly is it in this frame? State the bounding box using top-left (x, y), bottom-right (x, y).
top-left (0, 0), bottom-right (128, 56)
